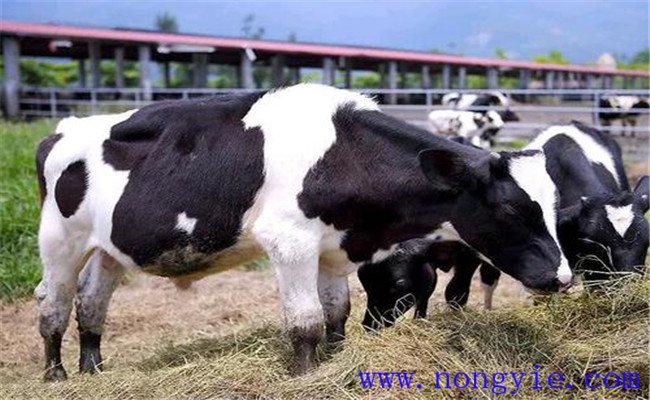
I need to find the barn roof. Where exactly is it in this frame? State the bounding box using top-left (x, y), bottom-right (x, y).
top-left (1, 20), bottom-right (648, 77)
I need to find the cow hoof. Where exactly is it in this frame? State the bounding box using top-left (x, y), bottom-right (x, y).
top-left (44, 366), bottom-right (68, 382)
top-left (79, 356), bottom-right (103, 374)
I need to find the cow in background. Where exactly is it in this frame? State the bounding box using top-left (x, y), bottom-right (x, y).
top-left (442, 91), bottom-right (520, 122)
top-left (428, 109), bottom-right (504, 149)
top-left (598, 96), bottom-right (649, 136)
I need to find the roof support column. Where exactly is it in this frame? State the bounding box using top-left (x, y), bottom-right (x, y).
top-left (603, 75), bottom-right (613, 89)
top-left (343, 58), bottom-right (352, 89)
top-left (138, 45), bottom-right (152, 101)
top-left (457, 66), bottom-right (467, 89)
top-left (114, 47), bottom-right (125, 88)
top-left (270, 54), bottom-right (285, 87)
top-left (2, 36), bottom-right (20, 119)
top-left (421, 65), bottom-right (431, 89)
top-left (388, 60), bottom-right (398, 104)
top-left (240, 48), bottom-right (255, 89)
top-left (77, 60), bottom-right (86, 88)
top-left (322, 57), bottom-right (335, 86)
top-left (586, 73), bottom-right (595, 89)
top-left (89, 42), bottom-right (101, 88)
top-left (518, 69), bottom-right (530, 89)
top-left (544, 71), bottom-right (554, 89)
top-left (486, 67), bottom-right (498, 89)
top-left (192, 53), bottom-right (208, 88)
top-left (441, 64), bottom-right (451, 89)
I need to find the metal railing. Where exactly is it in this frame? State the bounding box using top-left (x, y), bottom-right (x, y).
top-left (16, 86), bottom-right (650, 136)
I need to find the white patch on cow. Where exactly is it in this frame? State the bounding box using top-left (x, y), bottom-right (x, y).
top-left (605, 204), bottom-right (634, 237)
top-left (508, 152), bottom-right (572, 285)
top-left (45, 110), bottom-right (140, 270)
top-left (481, 280), bottom-right (498, 310)
top-left (243, 84), bottom-right (378, 330)
top-left (175, 212), bottom-right (197, 235)
top-left (605, 95), bottom-right (640, 111)
top-left (527, 125), bottom-right (621, 187)
top-left (428, 110), bottom-right (480, 137)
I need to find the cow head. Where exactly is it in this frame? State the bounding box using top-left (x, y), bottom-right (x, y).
top-left (358, 240), bottom-right (435, 330)
top-left (418, 148), bottom-right (573, 293)
top-left (559, 175), bottom-right (649, 280)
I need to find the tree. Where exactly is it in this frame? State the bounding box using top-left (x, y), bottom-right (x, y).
top-left (155, 13), bottom-right (179, 87)
top-left (242, 14), bottom-right (265, 39)
top-left (155, 13), bottom-right (178, 33)
top-left (532, 50), bottom-right (569, 65)
top-left (494, 47), bottom-right (508, 59)
top-left (630, 48), bottom-right (649, 65)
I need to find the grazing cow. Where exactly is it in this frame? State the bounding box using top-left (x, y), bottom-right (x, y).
top-left (360, 121), bottom-right (648, 327)
top-left (35, 84), bottom-right (571, 381)
top-left (441, 91), bottom-right (520, 122)
top-left (428, 109), bottom-right (504, 148)
top-left (598, 96), bottom-right (649, 136)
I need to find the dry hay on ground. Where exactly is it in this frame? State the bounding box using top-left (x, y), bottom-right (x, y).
top-left (1, 267), bottom-right (648, 399)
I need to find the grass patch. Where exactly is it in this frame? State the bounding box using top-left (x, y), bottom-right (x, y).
top-left (0, 119), bottom-right (56, 299)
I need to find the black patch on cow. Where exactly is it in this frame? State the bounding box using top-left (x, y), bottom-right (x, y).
top-left (108, 93), bottom-right (266, 273)
top-left (102, 140), bottom-right (154, 171)
top-left (55, 160), bottom-right (88, 218)
top-left (35, 133), bottom-right (62, 204)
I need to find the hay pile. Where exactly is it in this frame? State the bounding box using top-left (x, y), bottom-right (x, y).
top-left (1, 274), bottom-right (647, 399)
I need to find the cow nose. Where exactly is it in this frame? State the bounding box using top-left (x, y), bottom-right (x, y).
top-left (557, 270), bottom-right (574, 286)
top-left (556, 277), bottom-right (574, 293)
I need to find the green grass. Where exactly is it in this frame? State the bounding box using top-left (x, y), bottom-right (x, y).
top-left (0, 119), bottom-right (56, 299)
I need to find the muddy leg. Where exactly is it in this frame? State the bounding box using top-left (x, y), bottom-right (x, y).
top-left (36, 221), bottom-right (89, 381)
top-left (76, 252), bottom-right (123, 374)
top-left (317, 262), bottom-right (350, 348)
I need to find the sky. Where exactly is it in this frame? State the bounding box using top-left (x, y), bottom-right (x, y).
top-left (2, 0), bottom-right (649, 64)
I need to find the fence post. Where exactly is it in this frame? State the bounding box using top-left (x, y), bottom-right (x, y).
top-left (49, 88), bottom-right (57, 119)
top-left (592, 90), bottom-right (600, 127)
top-left (90, 90), bottom-right (98, 115)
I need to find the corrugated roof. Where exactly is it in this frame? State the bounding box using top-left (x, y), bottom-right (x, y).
top-left (1, 20), bottom-right (648, 77)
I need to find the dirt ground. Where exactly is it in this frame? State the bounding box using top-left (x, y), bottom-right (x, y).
top-left (0, 266), bottom-right (529, 385)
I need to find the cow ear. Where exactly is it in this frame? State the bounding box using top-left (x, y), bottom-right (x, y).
top-left (418, 149), bottom-right (489, 190)
top-left (633, 175), bottom-right (649, 213)
top-left (558, 203), bottom-right (583, 227)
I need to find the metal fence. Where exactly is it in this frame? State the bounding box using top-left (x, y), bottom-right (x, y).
top-left (16, 86), bottom-right (650, 136)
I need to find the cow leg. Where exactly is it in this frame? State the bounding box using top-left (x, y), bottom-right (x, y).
top-left (445, 252), bottom-right (480, 309)
top-left (36, 222), bottom-right (89, 382)
top-left (479, 264), bottom-right (501, 310)
top-left (414, 265), bottom-right (437, 319)
top-left (254, 217), bottom-right (324, 375)
top-left (317, 261), bottom-right (350, 348)
top-left (75, 251), bottom-right (123, 374)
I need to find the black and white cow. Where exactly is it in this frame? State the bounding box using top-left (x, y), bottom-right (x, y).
top-left (598, 96), bottom-right (649, 136)
top-left (441, 91), bottom-right (520, 122)
top-left (35, 84), bottom-right (571, 381)
top-left (359, 121), bottom-right (648, 328)
top-left (428, 109), bottom-right (504, 149)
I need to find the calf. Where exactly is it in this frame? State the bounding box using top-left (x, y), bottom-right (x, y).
top-left (360, 121), bottom-right (648, 327)
top-left (358, 240), bottom-right (499, 330)
top-left (428, 109), bottom-right (504, 148)
top-left (598, 96), bottom-right (649, 136)
top-left (35, 84), bottom-right (571, 380)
